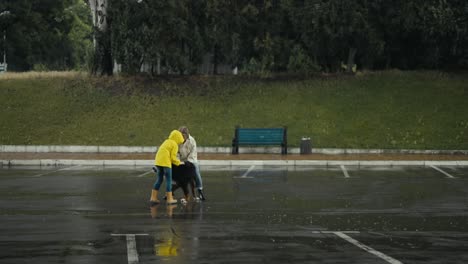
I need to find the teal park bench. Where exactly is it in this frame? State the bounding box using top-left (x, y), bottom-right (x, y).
top-left (232, 126), bottom-right (287, 154)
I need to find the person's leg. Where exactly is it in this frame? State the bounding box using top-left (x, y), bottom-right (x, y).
top-left (194, 163), bottom-right (206, 200)
top-left (194, 162), bottom-right (203, 189)
top-left (164, 167), bottom-right (177, 204)
top-left (150, 166), bottom-right (165, 203)
top-left (164, 167), bottom-right (172, 192)
top-left (153, 166), bottom-right (165, 190)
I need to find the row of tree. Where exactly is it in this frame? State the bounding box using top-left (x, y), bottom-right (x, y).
top-left (0, 0), bottom-right (92, 71)
top-left (2, 0), bottom-right (468, 74)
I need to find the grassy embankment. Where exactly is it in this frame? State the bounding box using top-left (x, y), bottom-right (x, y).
top-left (0, 70), bottom-right (467, 149)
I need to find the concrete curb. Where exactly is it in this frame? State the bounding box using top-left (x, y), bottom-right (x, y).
top-left (2, 159), bottom-right (468, 167)
top-left (1, 145), bottom-right (468, 155)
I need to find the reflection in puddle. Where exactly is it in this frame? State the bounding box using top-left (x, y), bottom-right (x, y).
top-left (154, 237), bottom-right (179, 257)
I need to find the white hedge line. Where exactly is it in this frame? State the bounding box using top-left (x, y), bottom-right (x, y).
top-left (1, 145), bottom-right (467, 155)
top-left (2, 159), bottom-right (468, 167)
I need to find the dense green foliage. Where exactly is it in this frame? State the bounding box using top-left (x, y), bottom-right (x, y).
top-left (2, 0), bottom-right (468, 73)
top-left (107, 0), bottom-right (468, 75)
top-left (0, 0), bottom-right (92, 71)
top-left (0, 71), bottom-right (467, 149)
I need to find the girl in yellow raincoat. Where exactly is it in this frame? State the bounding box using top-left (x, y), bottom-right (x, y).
top-left (150, 130), bottom-right (185, 205)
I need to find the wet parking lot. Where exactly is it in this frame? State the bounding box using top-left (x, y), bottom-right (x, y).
top-left (0, 165), bottom-right (468, 263)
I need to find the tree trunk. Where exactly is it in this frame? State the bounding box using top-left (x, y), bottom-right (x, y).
top-left (347, 47), bottom-right (357, 74)
top-left (213, 44), bottom-right (219, 75)
top-left (89, 0), bottom-right (113, 76)
top-left (156, 54), bottom-right (161, 75)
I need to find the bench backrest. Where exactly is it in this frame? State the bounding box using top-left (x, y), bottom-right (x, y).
top-left (235, 127), bottom-right (286, 145)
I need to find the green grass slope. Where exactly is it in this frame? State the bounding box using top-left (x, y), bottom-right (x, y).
top-left (0, 71), bottom-right (467, 149)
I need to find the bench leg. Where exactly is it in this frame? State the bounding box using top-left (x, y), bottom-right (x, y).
top-left (281, 145), bottom-right (287, 155)
top-left (232, 145), bottom-right (239, 154)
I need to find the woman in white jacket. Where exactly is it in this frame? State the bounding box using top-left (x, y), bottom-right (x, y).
top-left (178, 126), bottom-right (206, 201)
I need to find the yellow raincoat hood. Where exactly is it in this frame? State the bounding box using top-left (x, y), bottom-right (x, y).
top-left (154, 130), bottom-right (184, 167)
top-left (168, 130), bottom-right (184, 145)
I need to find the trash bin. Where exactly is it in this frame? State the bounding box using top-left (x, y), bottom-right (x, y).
top-left (300, 137), bottom-right (311, 154)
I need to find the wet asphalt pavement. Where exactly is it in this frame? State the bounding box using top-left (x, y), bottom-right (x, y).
top-left (0, 165), bottom-right (468, 263)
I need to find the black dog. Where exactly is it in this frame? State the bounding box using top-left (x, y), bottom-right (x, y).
top-left (153, 162), bottom-right (197, 202)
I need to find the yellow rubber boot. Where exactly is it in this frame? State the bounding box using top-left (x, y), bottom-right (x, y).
top-left (150, 189), bottom-right (160, 204)
top-left (166, 204), bottom-right (177, 217)
top-left (166, 192), bottom-right (178, 205)
top-left (150, 205), bottom-right (159, 218)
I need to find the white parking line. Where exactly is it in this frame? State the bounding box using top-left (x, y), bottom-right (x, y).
top-left (340, 165), bottom-right (350, 178)
top-left (430, 165), bottom-right (455, 179)
top-left (333, 232), bottom-right (403, 264)
top-left (320, 230), bottom-right (359, 234)
top-left (234, 165), bottom-right (255, 178)
top-left (137, 170), bottom-right (153, 178)
top-left (111, 233), bottom-right (149, 236)
top-left (126, 235), bottom-right (139, 264)
top-left (31, 165), bottom-right (82, 177)
top-left (111, 234), bottom-right (149, 264)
